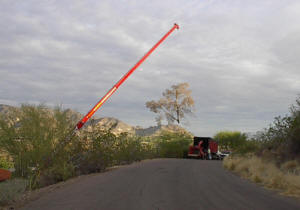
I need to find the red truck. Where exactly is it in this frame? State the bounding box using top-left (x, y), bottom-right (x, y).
top-left (188, 137), bottom-right (221, 160)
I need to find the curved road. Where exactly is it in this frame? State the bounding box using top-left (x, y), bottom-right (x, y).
top-left (22, 159), bottom-right (300, 210)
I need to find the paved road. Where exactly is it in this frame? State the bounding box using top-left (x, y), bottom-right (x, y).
top-left (21, 159), bottom-right (300, 210)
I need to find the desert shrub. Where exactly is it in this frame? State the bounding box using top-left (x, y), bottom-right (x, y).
top-left (38, 161), bottom-right (75, 187)
top-left (287, 126), bottom-right (300, 158)
top-left (253, 96), bottom-right (300, 160)
top-left (114, 135), bottom-right (141, 163)
top-left (222, 96), bottom-right (300, 197)
top-left (235, 139), bottom-right (260, 155)
top-left (73, 129), bottom-right (116, 174)
top-left (73, 152), bottom-right (106, 175)
top-left (288, 98), bottom-right (300, 153)
top-left (223, 155), bottom-right (300, 197)
top-left (218, 96), bottom-right (300, 157)
top-left (0, 103), bottom-right (193, 191)
top-left (0, 104), bottom-right (78, 188)
top-left (140, 142), bottom-right (157, 159)
top-left (96, 132), bottom-right (154, 165)
top-left (0, 178), bottom-right (28, 205)
top-left (214, 131), bottom-right (247, 151)
top-left (71, 129), bottom-right (156, 175)
top-left (155, 131), bottom-right (192, 158)
top-left (0, 156), bottom-right (13, 169)
top-left (0, 104), bottom-right (158, 189)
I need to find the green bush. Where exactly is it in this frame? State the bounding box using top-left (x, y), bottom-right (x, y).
top-left (0, 103), bottom-right (194, 192)
top-left (0, 156), bottom-right (13, 169)
top-left (288, 98), bottom-right (300, 156)
top-left (0, 104), bottom-right (158, 188)
top-left (0, 104), bottom-right (78, 189)
top-left (214, 131), bottom-right (247, 151)
top-left (155, 131), bottom-right (192, 158)
top-left (0, 179), bottom-right (28, 206)
top-left (218, 96), bottom-right (300, 158)
top-left (73, 129), bottom-right (116, 174)
top-left (39, 161), bottom-right (75, 187)
top-left (71, 129), bottom-right (156, 175)
top-left (235, 139), bottom-right (260, 154)
top-left (253, 96), bottom-right (300, 160)
top-left (113, 134), bottom-right (145, 164)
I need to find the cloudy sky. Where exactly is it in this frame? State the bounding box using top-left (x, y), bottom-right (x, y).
top-left (1, 0), bottom-right (300, 136)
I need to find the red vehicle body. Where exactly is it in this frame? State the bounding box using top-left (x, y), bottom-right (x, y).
top-left (188, 137), bottom-right (220, 159)
top-left (0, 168), bottom-right (11, 182)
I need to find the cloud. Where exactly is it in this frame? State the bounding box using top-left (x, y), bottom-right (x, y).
top-left (1, 0), bottom-right (300, 136)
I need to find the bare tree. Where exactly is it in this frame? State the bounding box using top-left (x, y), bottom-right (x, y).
top-left (146, 83), bottom-right (195, 125)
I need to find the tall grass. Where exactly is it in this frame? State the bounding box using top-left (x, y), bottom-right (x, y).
top-left (223, 155), bottom-right (300, 197)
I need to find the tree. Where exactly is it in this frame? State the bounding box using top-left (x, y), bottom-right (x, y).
top-left (213, 131), bottom-right (247, 151)
top-left (146, 83), bottom-right (195, 125)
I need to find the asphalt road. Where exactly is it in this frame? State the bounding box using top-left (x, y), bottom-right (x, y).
top-left (21, 159), bottom-right (300, 210)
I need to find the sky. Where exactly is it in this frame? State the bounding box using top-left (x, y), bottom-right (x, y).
top-left (1, 0), bottom-right (300, 136)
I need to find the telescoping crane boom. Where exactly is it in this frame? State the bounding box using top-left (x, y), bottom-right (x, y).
top-left (46, 24), bottom-right (179, 165)
top-left (75, 23), bottom-right (179, 130)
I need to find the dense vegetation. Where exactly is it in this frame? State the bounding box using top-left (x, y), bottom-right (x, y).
top-left (214, 131), bottom-right (247, 150)
top-left (253, 97), bottom-right (300, 161)
top-left (0, 104), bottom-right (192, 205)
top-left (214, 131), bottom-right (259, 154)
top-left (220, 96), bottom-right (300, 197)
top-left (215, 96), bottom-right (300, 159)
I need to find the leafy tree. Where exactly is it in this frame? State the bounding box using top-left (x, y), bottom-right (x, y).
top-left (146, 83), bottom-right (194, 125)
top-left (252, 96), bottom-right (300, 159)
top-left (214, 131), bottom-right (247, 151)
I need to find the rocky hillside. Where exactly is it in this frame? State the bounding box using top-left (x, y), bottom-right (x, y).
top-left (0, 104), bottom-right (18, 116)
top-left (135, 124), bottom-right (191, 136)
top-left (86, 117), bottom-right (135, 135)
top-left (0, 104), bottom-right (191, 136)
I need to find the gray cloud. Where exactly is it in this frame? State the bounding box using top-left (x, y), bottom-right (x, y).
top-left (1, 0), bottom-right (300, 136)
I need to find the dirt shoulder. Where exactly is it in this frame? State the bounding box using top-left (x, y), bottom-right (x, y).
top-left (1, 164), bottom-right (128, 210)
top-left (223, 155), bottom-right (300, 198)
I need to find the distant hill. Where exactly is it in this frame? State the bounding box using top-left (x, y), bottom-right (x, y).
top-left (0, 104), bottom-right (191, 136)
top-left (135, 124), bottom-right (191, 136)
top-left (86, 117), bottom-right (135, 135)
top-left (0, 104), bottom-right (18, 116)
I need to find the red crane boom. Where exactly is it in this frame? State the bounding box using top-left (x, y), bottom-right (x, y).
top-left (76, 23), bottom-right (179, 130)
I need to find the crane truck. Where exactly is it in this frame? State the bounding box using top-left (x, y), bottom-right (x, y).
top-left (188, 137), bottom-right (223, 160)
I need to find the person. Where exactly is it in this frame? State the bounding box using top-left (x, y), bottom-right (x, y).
top-left (197, 140), bottom-right (205, 159)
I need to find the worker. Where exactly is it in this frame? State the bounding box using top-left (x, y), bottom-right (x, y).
top-left (197, 140), bottom-right (205, 159)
